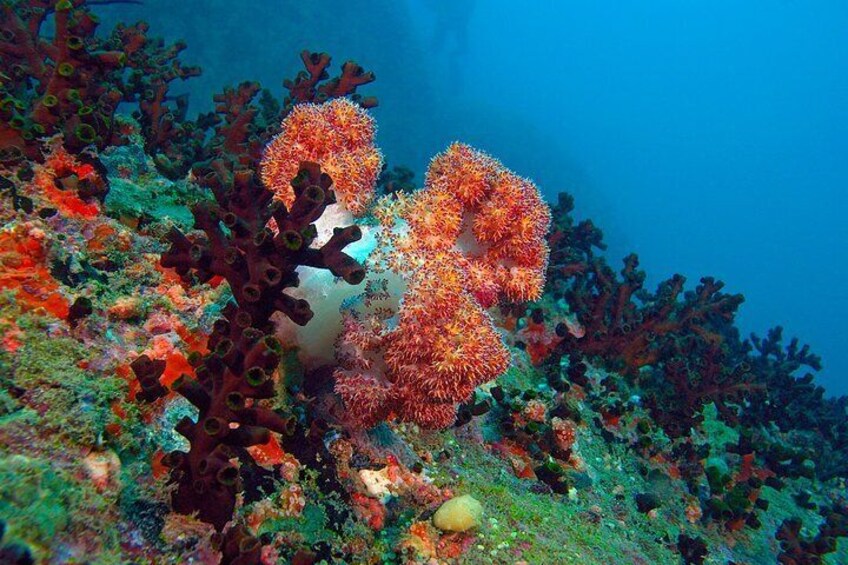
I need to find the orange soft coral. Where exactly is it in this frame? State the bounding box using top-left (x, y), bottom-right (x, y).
top-left (335, 259), bottom-right (509, 429)
top-left (409, 142), bottom-right (551, 304)
top-left (334, 144), bottom-right (550, 429)
top-left (260, 98), bottom-right (382, 216)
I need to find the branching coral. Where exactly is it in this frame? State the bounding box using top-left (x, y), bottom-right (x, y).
top-left (132, 162), bottom-right (365, 531)
top-left (0, 0), bottom-right (198, 166)
top-left (558, 253), bottom-right (744, 375)
top-left (283, 50), bottom-right (377, 111)
top-left (641, 336), bottom-right (762, 439)
top-left (0, 0), bottom-right (125, 159)
top-left (546, 191), bottom-right (606, 286)
top-left (104, 21), bottom-right (201, 177)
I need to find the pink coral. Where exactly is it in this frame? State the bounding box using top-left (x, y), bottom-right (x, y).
top-left (335, 258), bottom-right (510, 429)
top-left (414, 142), bottom-right (552, 304)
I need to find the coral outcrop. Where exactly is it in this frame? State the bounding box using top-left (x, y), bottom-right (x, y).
top-left (261, 98), bottom-right (383, 216)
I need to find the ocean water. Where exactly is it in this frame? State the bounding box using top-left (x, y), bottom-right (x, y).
top-left (1, 1), bottom-right (847, 564)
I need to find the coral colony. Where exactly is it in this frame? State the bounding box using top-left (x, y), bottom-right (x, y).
top-left (0, 2), bottom-right (846, 565)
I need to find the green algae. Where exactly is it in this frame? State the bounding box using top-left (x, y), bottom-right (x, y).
top-left (0, 455), bottom-right (71, 552)
top-left (101, 142), bottom-right (209, 232)
top-left (701, 402), bottom-right (740, 455)
top-left (105, 176), bottom-right (197, 230)
top-left (0, 454), bottom-right (123, 563)
top-left (443, 439), bottom-right (679, 564)
top-left (3, 315), bottom-right (126, 446)
top-left (259, 502), bottom-right (334, 543)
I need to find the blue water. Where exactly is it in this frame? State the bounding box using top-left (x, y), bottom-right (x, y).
top-left (100, 0), bottom-right (848, 394)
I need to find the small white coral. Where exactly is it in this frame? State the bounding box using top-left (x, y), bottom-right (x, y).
top-left (359, 467), bottom-right (394, 501)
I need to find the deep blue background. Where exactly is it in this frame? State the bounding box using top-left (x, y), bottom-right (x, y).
top-left (99, 1), bottom-right (847, 394)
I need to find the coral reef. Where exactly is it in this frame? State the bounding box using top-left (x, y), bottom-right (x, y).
top-left (334, 143), bottom-right (551, 429)
top-left (776, 500), bottom-right (848, 564)
top-left (1, 5), bottom-right (847, 564)
top-left (0, 0), bottom-right (197, 164)
top-left (261, 98), bottom-right (383, 216)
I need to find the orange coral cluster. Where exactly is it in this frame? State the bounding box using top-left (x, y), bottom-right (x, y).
top-left (336, 258), bottom-right (511, 428)
top-left (411, 142), bottom-right (552, 305)
top-left (32, 145), bottom-right (103, 220)
top-left (335, 144), bottom-right (551, 429)
top-left (260, 98), bottom-right (382, 216)
top-left (0, 223), bottom-right (69, 319)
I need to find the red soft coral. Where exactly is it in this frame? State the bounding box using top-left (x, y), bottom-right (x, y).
top-left (260, 98), bottom-right (382, 216)
top-left (334, 144), bottom-right (550, 429)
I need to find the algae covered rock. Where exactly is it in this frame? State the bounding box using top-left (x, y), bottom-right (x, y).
top-left (433, 494), bottom-right (483, 532)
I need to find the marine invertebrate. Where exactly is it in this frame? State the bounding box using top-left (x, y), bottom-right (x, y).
top-left (132, 162), bottom-right (365, 530)
top-left (104, 21), bottom-right (201, 177)
top-left (336, 258), bottom-right (511, 429)
top-left (0, 223), bottom-right (69, 319)
top-left (260, 98), bottom-right (383, 216)
top-left (432, 495), bottom-right (483, 532)
top-left (0, 0), bottom-right (197, 166)
top-left (641, 337), bottom-right (762, 439)
top-left (546, 191), bottom-right (606, 288)
top-left (334, 144), bottom-right (550, 429)
top-left (776, 500), bottom-right (848, 564)
top-left (411, 142), bottom-right (552, 304)
top-left (283, 50), bottom-right (377, 111)
top-left (559, 254), bottom-right (744, 375)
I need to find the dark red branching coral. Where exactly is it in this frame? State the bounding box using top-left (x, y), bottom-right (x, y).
top-left (776, 500), bottom-right (848, 565)
top-left (283, 50), bottom-right (378, 111)
top-left (546, 192), bottom-right (606, 285)
top-left (132, 162), bottom-right (365, 530)
top-left (642, 337), bottom-right (762, 438)
top-left (741, 327), bottom-right (848, 480)
top-left (0, 0), bottom-right (124, 160)
top-left (104, 21), bottom-right (202, 176)
top-left (0, 0), bottom-right (198, 163)
top-left (545, 190), bottom-right (744, 379)
top-left (558, 251), bottom-right (744, 376)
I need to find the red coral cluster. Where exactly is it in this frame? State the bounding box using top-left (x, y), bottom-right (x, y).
top-left (414, 142), bottom-right (551, 304)
top-left (336, 258), bottom-right (511, 429)
top-left (334, 144), bottom-right (551, 429)
top-left (260, 98), bottom-right (383, 216)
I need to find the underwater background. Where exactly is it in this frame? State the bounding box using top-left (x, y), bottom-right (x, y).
top-left (96, 0), bottom-right (848, 395)
top-left (1, 1), bottom-right (847, 564)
